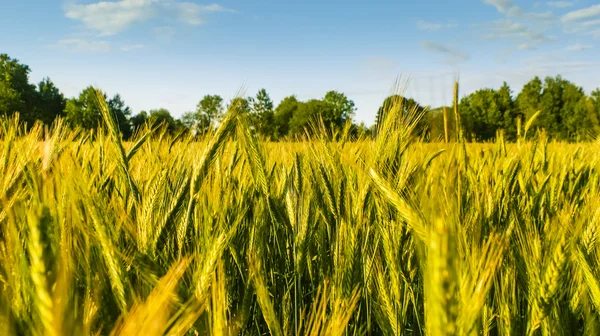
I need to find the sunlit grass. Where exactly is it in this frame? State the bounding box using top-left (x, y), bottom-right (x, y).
top-left (1, 89), bottom-right (600, 335)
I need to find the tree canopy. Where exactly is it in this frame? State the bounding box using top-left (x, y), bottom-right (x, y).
top-left (459, 76), bottom-right (599, 142)
top-left (148, 108), bottom-right (182, 132)
top-left (64, 87), bottom-right (133, 137)
top-left (1, 54), bottom-right (64, 126)
top-left (374, 95), bottom-right (426, 137)
top-left (64, 86), bottom-right (104, 130)
top-left (249, 89), bottom-right (275, 138)
top-left (35, 78), bottom-right (66, 125)
top-left (2, 53), bottom-right (600, 142)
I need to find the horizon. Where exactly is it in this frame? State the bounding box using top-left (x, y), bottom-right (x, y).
top-left (2, 0), bottom-right (599, 125)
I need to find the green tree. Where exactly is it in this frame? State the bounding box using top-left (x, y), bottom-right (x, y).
top-left (228, 97), bottom-right (252, 113)
top-left (591, 89), bottom-right (600, 124)
top-left (457, 83), bottom-right (517, 142)
top-left (537, 76), bottom-right (594, 140)
top-left (148, 108), bottom-right (179, 132)
top-left (274, 95), bottom-right (300, 138)
top-left (515, 77), bottom-right (543, 134)
top-left (107, 94), bottom-right (132, 139)
top-left (0, 54), bottom-right (37, 123)
top-left (538, 76), bottom-right (566, 138)
top-left (190, 95), bottom-right (224, 132)
top-left (249, 89), bottom-right (275, 137)
top-left (374, 95), bottom-right (425, 137)
top-left (64, 86), bottom-right (104, 129)
top-left (323, 90), bottom-right (356, 126)
top-left (64, 87), bottom-right (133, 137)
top-left (459, 89), bottom-right (507, 141)
top-left (131, 111), bottom-right (149, 131)
top-left (288, 99), bottom-right (337, 136)
top-left (516, 77), bottom-right (543, 116)
top-left (35, 77), bottom-right (66, 125)
top-left (180, 112), bottom-right (196, 129)
top-left (423, 106), bottom-right (455, 141)
top-left (498, 82), bottom-right (518, 140)
top-left (350, 121), bottom-right (371, 139)
top-left (555, 78), bottom-right (593, 140)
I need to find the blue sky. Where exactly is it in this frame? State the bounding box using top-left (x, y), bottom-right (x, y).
top-left (1, 0), bottom-right (599, 124)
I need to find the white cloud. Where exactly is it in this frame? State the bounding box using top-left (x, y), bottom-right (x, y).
top-left (547, 1), bottom-right (574, 9)
top-left (483, 0), bottom-right (557, 22)
top-left (485, 19), bottom-right (553, 48)
top-left (64, 0), bottom-right (234, 35)
top-left (565, 43), bottom-right (592, 51)
top-left (507, 6), bottom-right (524, 16)
top-left (199, 3), bottom-right (235, 12)
top-left (420, 40), bottom-right (470, 63)
top-left (121, 43), bottom-right (145, 51)
top-left (484, 0), bottom-right (512, 12)
top-left (481, 0), bottom-right (557, 48)
top-left (562, 6), bottom-right (600, 36)
top-left (57, 38), bottom-right (111, 52)
top-left (483, 0), bottom-right (523, 16)
top-left (581, 19), bottom-right (600, 27)
top-left (65, 0), bottom-right (156, 36)
top-left (518, 43), bottom-right (535, 50)
top-left (487, 19), bottom-right (522, 35)
top-left (562, 5), bottom-right (600, 23)
top-left (416, 20), bottom-right (458, 31)
top-left (524, 11), bottom-right (554, 22)
top-left (175, 2), bottom-right (234, 26)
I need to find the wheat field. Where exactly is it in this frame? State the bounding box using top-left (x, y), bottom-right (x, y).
top-left (1, 89), bottom-right (600, 335)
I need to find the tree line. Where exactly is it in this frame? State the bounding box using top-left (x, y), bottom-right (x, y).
top-left (2, 53), bottom-right (600, 142)
top-left (454, 78), bottom-right (600, 142)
